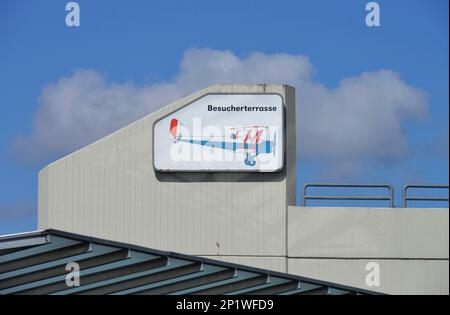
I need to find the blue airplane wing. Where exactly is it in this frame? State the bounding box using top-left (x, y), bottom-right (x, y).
top-left (178, 138), bottom-right (272, 155)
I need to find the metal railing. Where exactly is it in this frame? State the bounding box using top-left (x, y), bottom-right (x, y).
top-left (402, 184), bottom-right (449, 208)
top-left (302, 183), bottom-right (394, 208)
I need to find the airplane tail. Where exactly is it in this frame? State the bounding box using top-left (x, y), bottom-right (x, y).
top-left (169, 118), bottom-right (191, 141)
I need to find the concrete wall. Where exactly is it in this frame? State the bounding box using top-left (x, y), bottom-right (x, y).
top-left (38, 84), bottom-right (296, 259)
top-left (287, 206), bottom-right (449, 295)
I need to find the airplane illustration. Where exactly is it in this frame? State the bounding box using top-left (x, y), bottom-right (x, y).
top-left (169, 118), bottom-right (276, 167)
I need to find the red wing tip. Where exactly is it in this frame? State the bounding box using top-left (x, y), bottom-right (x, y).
top-left (170, 119), bottom-right (179, 139)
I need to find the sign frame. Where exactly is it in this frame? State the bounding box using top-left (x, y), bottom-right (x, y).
top-left (152, 92), bottom-right (286, 173)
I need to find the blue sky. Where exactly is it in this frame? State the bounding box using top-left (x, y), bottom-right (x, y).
top-left (0, 0), bottom-right (448, 234)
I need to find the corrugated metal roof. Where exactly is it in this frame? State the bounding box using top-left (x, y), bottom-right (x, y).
top-left (0, 229), bottom-right (380, 295)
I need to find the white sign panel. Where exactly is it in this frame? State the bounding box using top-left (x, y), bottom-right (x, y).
top-left (153, 94), bottom-right (284, 172)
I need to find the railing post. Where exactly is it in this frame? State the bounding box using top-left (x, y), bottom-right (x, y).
top-left (302, 183), bottom-right (310, 207)
top-left (402, 185), bottom-right (409, 208)
top-left (388, 184), bottom-right (394, 208)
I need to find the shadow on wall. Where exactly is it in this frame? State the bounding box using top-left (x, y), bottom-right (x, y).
top-left (155, 168), bottom-right (286, 183)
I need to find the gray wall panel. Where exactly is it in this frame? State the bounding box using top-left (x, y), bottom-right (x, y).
top-left (288, 206), bottom-right (449, 259)
top-left (288, 258), bottom-right (449, 295)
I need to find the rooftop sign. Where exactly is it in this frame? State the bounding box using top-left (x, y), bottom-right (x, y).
top-left (153, 94), bottom-right (284, 172)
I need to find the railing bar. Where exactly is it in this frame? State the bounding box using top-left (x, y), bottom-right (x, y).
top-left (405, 197), bottom-right (449, 201)
top-left (305, 196), bottom-right (391, 200)
top-left (405, 185), bottom-right (449, 189)
top-left (304, 184), bottom-right (392, 188)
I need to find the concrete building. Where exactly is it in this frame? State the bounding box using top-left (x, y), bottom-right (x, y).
top-left (37, 84), bottom-right (449, 295)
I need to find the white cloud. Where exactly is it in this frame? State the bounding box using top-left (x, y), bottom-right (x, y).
top-left (12, 48), bottom-right (427, 175)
